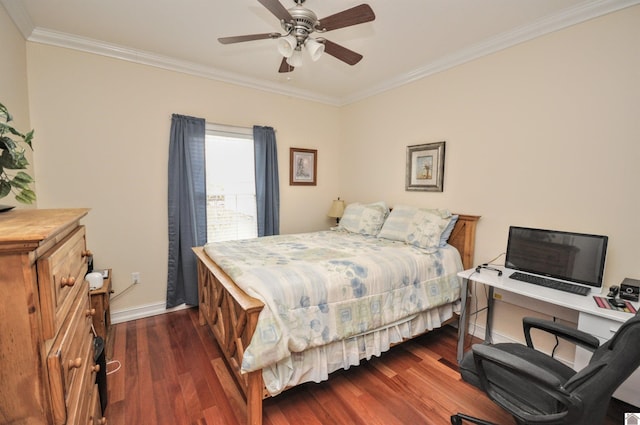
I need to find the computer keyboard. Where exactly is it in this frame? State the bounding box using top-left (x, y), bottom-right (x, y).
top-left (509, 272), bottom-right (590, 296)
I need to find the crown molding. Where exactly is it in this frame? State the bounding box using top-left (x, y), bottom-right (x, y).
top-left (5, 0), bottom-right (639, 106)
top-left (27, 28), bottom-right (340, 106)
top-left (341, 0), bottom-right (640, 104)
top-left (1, 0), bottom-right (35, 39)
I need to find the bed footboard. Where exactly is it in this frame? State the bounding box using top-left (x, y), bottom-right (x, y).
top-left (193, 247), bottom-right (265, 425)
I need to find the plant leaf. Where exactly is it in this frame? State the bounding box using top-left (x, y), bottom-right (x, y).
top-left (0, 122), bottom-right (25, 138)
top-left (0, 149), bottom-right (28, 169)
top-left (0, 102), bottom-right (11, 123)
top-left (24, 129), bottom-right (34, 149)
top-left (13, 171), bottom-right (34, 183)
top-left (0, 135), bottom-right (17, 151)
top-left (15, 188), bottom-right (36, 204)
top-left (19, 188), bottom-right (36, 202)
top-left (10, 177), bottom-right (29, 190)
top-left (0, 180), bottom-right (10, 198)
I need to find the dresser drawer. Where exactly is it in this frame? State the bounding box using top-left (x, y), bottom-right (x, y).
top-left (65, 330), bottom-right (97, 425)
top-left (47, 286), bottom-right (95, 425)
top-left (89, 383), bottom-right (107, 425)
top-left (38, 226), bottom-right (90, 339)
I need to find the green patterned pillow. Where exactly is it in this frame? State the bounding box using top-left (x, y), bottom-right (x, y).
top-left (338, 201), bottom-right (389, 236)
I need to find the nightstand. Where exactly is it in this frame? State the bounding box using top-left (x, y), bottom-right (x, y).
top-left (89, 269), bottom-right (112, 344)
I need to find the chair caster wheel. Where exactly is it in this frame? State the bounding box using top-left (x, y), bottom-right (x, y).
top-left (451, 414), bottom-right (463, 425)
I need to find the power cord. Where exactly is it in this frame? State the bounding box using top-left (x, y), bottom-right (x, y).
top-left (110, 283), bottom-right (137, 302)
top-left (483, 252), bottom-right (506, 267)
top-left (551, 316), bottom-right (560, 358)
top-left (107, 359), bottom-right (122, 375)
top-left (460, 253), bottom-right (507, 351)
top-left (462, 269), bottom-right (489, 351)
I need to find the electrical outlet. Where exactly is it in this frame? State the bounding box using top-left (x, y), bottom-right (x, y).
top-left (132, 272), bottom-right (141, 285)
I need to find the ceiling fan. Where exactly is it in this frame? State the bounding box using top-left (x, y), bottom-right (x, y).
top-left (218, 0), bottom-right (375, 73)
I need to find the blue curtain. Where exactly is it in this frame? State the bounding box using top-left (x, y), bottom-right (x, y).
top-left (253, 125), bottom-right (280, 236)
top-left (166, 114), bottom-right (206, 308)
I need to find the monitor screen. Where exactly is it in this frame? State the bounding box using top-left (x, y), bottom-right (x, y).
top-left (505, 226), bottom-right (608, 288)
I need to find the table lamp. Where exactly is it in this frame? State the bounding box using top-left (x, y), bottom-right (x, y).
top-left (327, 198), bottom-right (345, 225)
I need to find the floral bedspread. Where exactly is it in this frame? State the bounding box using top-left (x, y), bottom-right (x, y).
top-left (203, 230), bottom-right (463, 375)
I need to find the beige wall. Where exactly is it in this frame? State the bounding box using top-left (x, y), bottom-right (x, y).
top-left (341, 7), bottom-right (640, 342)
top-left (0, 4), bottom-right (33, 208)
top-left (26, 44), bottom-right (342, 312)
top-left (13, 4), bottom-right (640, 347)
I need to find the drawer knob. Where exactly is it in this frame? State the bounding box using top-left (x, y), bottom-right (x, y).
top-left (82, 249), bottom-right (93, 258)
top-left (92, 363), bottom-right (101, 373)
top-left (86, 308), bottom-right (96, 317)
top-left (68, 357), bottom-right (83, 370)
top-left (89, 416), bottom-right (107, 425)
top-left (60, 276), bottom-right (76, 287)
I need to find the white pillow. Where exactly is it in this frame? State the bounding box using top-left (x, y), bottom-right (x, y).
top-left (377, 205), bottom-right (453, 250)
top-left (338, 201), bottom-right (389, 236)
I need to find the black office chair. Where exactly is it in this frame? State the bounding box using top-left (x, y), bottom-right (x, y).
top-left (452, 311), bottom-right (640, 425)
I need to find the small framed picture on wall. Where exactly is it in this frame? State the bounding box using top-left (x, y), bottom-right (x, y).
top-left (405, 141), bottom-right (446, 192)
top-left (290, 148), bottom-right (317, 186)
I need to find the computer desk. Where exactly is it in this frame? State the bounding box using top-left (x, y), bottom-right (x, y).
top-left (457, 266), bottom-right (640, 407)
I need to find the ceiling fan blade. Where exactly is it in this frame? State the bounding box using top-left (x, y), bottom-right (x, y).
top-left (317, 4), bottom-right (375, 32)
top-left (278, 57), bottom-right (294, 73)
top-left (322, 39), bottom-right (363, 65)
top-left (218, 32), bottom-right (279, 44)
top-left (258, 0), bottom-right (293, 22)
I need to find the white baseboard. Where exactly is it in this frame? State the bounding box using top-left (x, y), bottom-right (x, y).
top-left (111, 302), bottom-right (193, 324)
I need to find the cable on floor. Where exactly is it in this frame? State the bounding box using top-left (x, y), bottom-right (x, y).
top-left (107, 359), bottom-right (122, 375)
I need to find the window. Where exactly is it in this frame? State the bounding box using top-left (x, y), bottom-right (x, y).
top-left (205, 124), bottom-right (257, 242)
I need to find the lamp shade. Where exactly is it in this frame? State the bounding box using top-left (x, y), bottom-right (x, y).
top-left (277, 35), bottom-right (297, 58)
top-left (287, 48), bottom-right (303, 67)
top-left (305, 38), bottom-right (325, 61)
top-left (327, 199), bottom-right (345, 218)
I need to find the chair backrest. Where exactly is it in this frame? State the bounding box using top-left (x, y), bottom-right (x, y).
top-left (564, 312), bottom-right (640, 424)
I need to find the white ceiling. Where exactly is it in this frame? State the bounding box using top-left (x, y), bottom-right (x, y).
top-left (3, 0), bottom-right (638, 105)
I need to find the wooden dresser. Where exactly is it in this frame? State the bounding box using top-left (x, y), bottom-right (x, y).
top-left (0, 208), bottom-right (107, 425)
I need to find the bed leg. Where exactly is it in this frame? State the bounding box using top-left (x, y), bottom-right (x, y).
top-left (247, 371), bottom-right (263, 425)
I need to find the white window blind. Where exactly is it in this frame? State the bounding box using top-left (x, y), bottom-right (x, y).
top-left (205, 124), bottom-right (257, 242)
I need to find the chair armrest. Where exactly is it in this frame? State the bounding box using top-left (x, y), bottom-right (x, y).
top-left (472, 344), bottom-right (568, 391)
top-left (472, 344), bottom-right (581, 423)
top-left (523, 317), bottom-right (600, 352)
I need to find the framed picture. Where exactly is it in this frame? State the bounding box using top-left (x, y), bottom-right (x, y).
top-left (290, 148), bottom-right (317, 186)
top-left (406, 141), bottom-right (446, 192)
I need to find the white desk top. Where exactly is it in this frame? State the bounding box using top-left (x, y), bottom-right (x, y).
top-left (458, 266), bottom-right (639, 323)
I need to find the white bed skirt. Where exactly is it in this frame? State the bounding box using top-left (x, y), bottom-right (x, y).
top-left (262, 300), bottom-right (460, 395)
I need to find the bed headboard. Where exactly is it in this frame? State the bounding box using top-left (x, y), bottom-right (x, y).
top-left (449, 214), bottom-right (480, 270)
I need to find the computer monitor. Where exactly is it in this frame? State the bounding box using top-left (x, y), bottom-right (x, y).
top-left (505, 226), bottom-right (608, 289)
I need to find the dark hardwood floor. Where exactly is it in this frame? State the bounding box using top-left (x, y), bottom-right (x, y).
top-left (105, 308), bottom-right (632, 425)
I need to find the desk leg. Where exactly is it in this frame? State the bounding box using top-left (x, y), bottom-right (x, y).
top-left (485, 286), bottom-right (494, 344)
top-left (457, 278), bottom-right (469, 363)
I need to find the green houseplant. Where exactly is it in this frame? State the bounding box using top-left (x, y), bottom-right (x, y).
top-left (0, 102), bottom-right (35, 204)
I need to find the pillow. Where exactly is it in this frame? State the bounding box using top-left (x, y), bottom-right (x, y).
top-left (377, 205), bottom-right (454, 250)
top-left (338, 201), bottom-right (389, 236)
top-left (439, 214), bottom-right (459, 247)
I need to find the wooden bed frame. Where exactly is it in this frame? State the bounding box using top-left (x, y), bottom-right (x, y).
top-left (192, 214), bottom-right (479, 425)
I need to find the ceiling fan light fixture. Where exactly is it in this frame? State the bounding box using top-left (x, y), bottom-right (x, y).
top-left (277, 34), bottom-right (297, 58)
top-left (305, 38), bottom-right (324, 61)
top-left (287, 48), bottom-right (303, 67)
